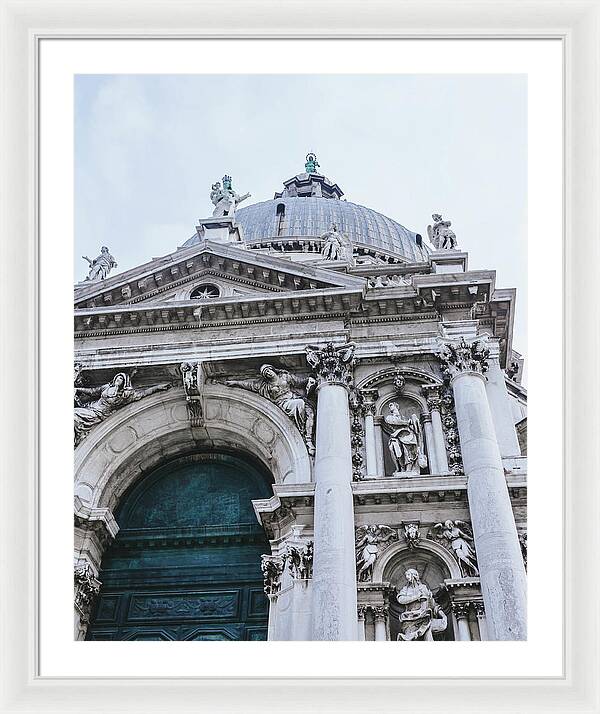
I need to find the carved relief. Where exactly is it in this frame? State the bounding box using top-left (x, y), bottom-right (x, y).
top-left (180, 361), bottom-right (203, 427)
top-left (74, 372), bottom-right (171, 447)
top-left (355, 525), bottom-right (398, 582)
top-left (430, 520), bottom-right (479, 577)
top-left (349, 390), bottom-right (365, 480)
top-left (261, 555), bottom-right (286, 596)
top-left (401, 522), bottom-right (421, 549)
top-left (214, 365), bottom-right (316, 456)
top-left (129, 592), bottom-right (237, 620)
top-left (438, 337), bottom-right (490, 380)
top-left (74, 563), bottom-right (101, 626)
top-left (439, 387), bottom-right (464, 475)
top-left (305, 342), bottom-right (356, 388)
top-left (287, 541), bottom-right (313, 580)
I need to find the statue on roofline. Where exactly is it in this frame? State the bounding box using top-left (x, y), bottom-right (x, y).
top-left (427, 214), bottom-right (458, 250)
top-left (210, 175), bottom-right (251, 217)
top-left (82, 246), bottom-right (117, 281)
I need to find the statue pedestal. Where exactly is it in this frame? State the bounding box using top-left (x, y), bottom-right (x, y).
top-left (195, 216), bottom-right (245, 246)
top-left (392, 469), bottom-right (419, 479)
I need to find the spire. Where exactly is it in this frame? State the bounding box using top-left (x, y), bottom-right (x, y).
top-left (305, 152), bottom-right (320, 174)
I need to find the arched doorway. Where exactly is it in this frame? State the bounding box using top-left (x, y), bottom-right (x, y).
top-left (86, 451), bottom-right (273, 641)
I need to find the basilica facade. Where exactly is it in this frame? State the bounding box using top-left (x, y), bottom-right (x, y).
top-left (74, 156), bottom-right (527, 642)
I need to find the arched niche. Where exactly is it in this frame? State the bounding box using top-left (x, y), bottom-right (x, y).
top-left (374, 540), bottom-right (459, 642)
top-left (74, 385), bottom-right (311, 513)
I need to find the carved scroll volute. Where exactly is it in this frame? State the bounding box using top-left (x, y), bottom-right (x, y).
top-left (180, 361), bottom-right (204, 427)
top-left (305, 342), bottom-right (356, 388)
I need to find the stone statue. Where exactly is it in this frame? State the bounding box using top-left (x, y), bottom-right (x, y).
top-left (384, 403), bottom-right (427, 475)
top-left (74, 372), bottom-right (171, 447)
top-left (210, 175), bottom-right (251, 217)
top-left (216, 365), bottom-right (316, 456)
top-left (396, 568), bottom-right (448, 641)
top-left (320, 223), bottom-right (353, 262)
top-left (355, 525), bottom-right (398, 582)
top-left (427, 214), bottom-right (458, 250)
top-left (82, 246), bottom-right (117, 281)
top-left (432, 520), bottom-right (479, 577)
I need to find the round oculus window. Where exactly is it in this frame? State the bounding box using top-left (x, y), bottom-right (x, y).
top-left (190, 284), bottom-right (220, 300)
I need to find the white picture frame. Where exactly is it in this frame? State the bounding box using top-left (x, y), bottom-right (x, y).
top-left (1, 1), bottom-right (599, 711)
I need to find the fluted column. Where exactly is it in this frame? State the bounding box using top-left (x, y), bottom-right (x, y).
top-left (452, 602), bottom-right (472, 641)
top-left (361, 389), bottom-right (379, 478)
top-left (306, 342), bottom-right (358, 640)
top-left (485, 348), bottom-right (521, 457)
top-left (422, 385), bottom-right (450, 473)
top-left (373, 605), bottom-right (388, 641)
top-left (439, 337), bottom-right (527, 641)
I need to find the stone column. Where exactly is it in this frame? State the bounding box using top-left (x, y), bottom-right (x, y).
top-left (373, 605), bottom-right (388, 641)
top-left (357, 606), bottom-right (367, 640)
top-left (485, 349), bottom-right (521, 457)
top-left (452, 602), bottom-right (472, 641)
top-left (474, 601), bottom-right (488, 640)
top-left (306, 342), bottom-right (358, 641)
top-left (421, 414), bottom-right (438, 474)
top-left (439, 337), bottom-right (527, 641)
top-left (422, 386), bottom-right (450, 473)
top-left (374, 422), bottom-right (385, 477)
top-left (361, 389), bottom-right (379, 478)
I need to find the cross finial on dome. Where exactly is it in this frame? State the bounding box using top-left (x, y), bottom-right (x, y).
top-left (305, 152), bottom-right (320, 174)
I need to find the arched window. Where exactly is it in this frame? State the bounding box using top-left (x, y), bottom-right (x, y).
top-left (86, 452), bottom-right (273, 641)
top-left (276, 203), bottom-right (286, 236)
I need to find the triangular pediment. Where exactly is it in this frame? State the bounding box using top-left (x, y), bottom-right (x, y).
top-left (74, 240), bottom-right (365, 310)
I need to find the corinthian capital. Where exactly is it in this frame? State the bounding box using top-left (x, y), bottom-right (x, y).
top-left (438, 336), bottom-right (490, 379)
top-left (305, 342), bottom-right (355, 387)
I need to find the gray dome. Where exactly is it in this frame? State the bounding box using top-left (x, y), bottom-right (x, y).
top-left (235, 197), bottom-right (428, 262)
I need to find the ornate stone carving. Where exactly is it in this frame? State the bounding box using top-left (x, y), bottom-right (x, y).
top-left (427, 213), bottom-right (458, 250)
top-left (519, 532), bottom-right (528, 570)
top-left (451, 601), bottom-right (472, 619)
top-left (355, 525), bottom-right (398, 582)
top-left (305, 342), bottom-right (356, 388)
top-left (384, 403), bottom-right (428, 476)
top-left (215, 365), bottom-right (316, 456)
top-left (372, 604), bottom-right (388, 621)
top-left (439, 387), bottom-right (464, 475)
top-left (396, 569), bottom-right (448, 641)
top-left (349, 390), bottom-right (365, 480)
top-left (74, 372), bottom-right (171, 447)
top-left (422, 384), bottom-right (443, 412)
top-left (210, 175), bottom-right (250, 217)
top-left (261, 554), bottom-right (286, 596)
top-left (431, 520), bottom-right (479, 577)
top-left (287, 541), bottom-right (313, 580)
top-left (180, 361), bottom-right (203, 427)
top-left (473, 601), bottom-right (486, 618)
top-left (82, 246), bottom-right (117, 281)
top-left (402, 522), bottom-right (421, 549)
top-left (438, 337), bottom-right (490, 380)
top-left (320, 223), bottom-right (353, 263)
top-left (74, 563), bottom-right (101, 625)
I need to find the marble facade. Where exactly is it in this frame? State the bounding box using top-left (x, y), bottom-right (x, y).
top-left (74, 159), bottom-right (527, 641)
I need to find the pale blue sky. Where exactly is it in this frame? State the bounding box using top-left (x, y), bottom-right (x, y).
top-left (75, 74), bottom-right (527, 355)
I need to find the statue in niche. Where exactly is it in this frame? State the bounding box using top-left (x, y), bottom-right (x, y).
top-left (82, 246), bottom-right (118, 281)
top-left (427, 214), bottom-right (458, 250)
top-left (396, 568), bottom-right (448, 641)
top-left (210, 175), bottom-right (251, 217)
top-left (216, 365), bottom-right (316, 456)
top-left (355, 525), bottom-right (398, 582)
top-left (384, 402), bottom-right (428, 476)
top-left (431, 520), bottom-right (479, 577)
top-left (320, 223), bottom-right (353, 263)
top-left (74, 372), bottom-right (171, 447)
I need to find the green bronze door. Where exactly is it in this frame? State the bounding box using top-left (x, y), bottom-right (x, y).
top-left (87, 452), bottom-right (272, 641)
